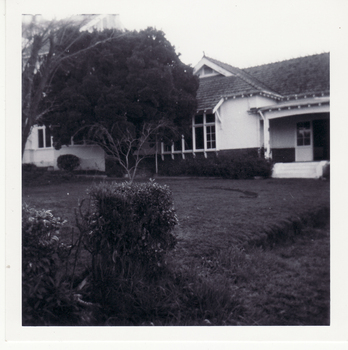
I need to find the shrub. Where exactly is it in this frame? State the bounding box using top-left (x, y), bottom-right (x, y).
top-left (22, 205), bottom-right (84, 325)
top-left (57, 154), bottom-right (80, 172)
top-left (22, 163), bottom-right (39, 172)
top-left (217, 155), bottom-right (273, 179)
top-left (158, 153), bottom-right (273, 179)
top-left (81, 181), bottom-right (178, 282)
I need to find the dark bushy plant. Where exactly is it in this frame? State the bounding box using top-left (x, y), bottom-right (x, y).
top-left (105, 157), bottom-right (125, 177)
top-left (217, 155), bottom-right (273, 179)
top-left (22, 163), bottom-right (39, 172)
top-left (57, 154), bottom-right (80, 172)
top-left (22, 205), bottom-right (83, 325)
top-left (158, 154), bottom-right (273, 179)
top-left (82, 180), bottom-right (178, 283)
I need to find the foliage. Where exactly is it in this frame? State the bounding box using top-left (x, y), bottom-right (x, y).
top-left (22, 15), bottom-right (116, 156)
top-left (22, 205), bottom-right (80, 325)
top-left (158, 153), bottom-right (273, 178)
top-left (78, 181), bottom-right (178, 283)
top-left (22, 163), bottom-right (39, 172)
top-left (39, 27), bottom-right (198, 180)
top-left (57, 154), bottom-right (81, 172)
top-left (42, 27), bottom-right (198, 145)
top-left (217, 154), bottom-right (273, 179)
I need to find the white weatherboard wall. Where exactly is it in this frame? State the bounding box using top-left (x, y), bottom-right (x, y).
top-left (217, 96), bottom-right (273, 150)
top-left (53, 145), bottom-right (105, 171)
top-left (269, 117), bottom-right (295, 148)
top-left (23, 126), bottom-right (105, 171)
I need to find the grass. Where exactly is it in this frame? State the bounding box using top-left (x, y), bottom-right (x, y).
top-left (22, 176), bottom-right (330, 325)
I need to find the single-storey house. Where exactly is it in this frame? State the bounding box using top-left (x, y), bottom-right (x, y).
top-left (23, 52), bottom-right (330, 178)
top-left (160, 53), bottom-right (330, 178)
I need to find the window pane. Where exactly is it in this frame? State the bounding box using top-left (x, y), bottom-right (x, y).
top-left (206, 114), bottom-right (215, 123)
top-left (38, 129), bottom-right (44, 148)
top-left (195, 115), bottom-right (203, 124)
top-left (206, 125), bottom-right (216, 149)
top-left (45, 127), bottom-right (51, 147)
top-left (297, 122), bottom-right (311, 146)
top-left (195, 126), bottom-right (204, 149)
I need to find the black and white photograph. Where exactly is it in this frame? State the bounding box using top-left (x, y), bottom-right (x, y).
top-left (4, 0), bottom-right (348, 348)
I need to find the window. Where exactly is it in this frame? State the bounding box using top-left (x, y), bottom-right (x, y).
top-left (206, 125), bottom-right (216, 149)
top-left (160, 114), bottom-right (217, 156)
top-left (193, 113), bottom-right (216, 151)
top-left (38, 129), bottom-right (44, 148)
top-left (38, 126), bottom-right (52, 148)
top-left (297, 122), bottom-right (311, 146)
top-left (195, 126), bottom-right (204, 149)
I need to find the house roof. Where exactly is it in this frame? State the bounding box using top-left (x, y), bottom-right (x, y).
top-left (196, 53), bottom-right (330, 112)
top-left (243, 53), bottom-right (330, 96)
top-left (204, 56), bottom-right (279, 94)
top-left (197, 75), bottom-right (264, 111)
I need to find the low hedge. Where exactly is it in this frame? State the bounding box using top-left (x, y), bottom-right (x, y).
top-left (158, 153), bottom-right (273, 179)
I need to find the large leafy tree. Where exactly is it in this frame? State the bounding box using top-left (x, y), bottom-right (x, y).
top-left (40, 27), bottom-right (199, 180)
top-left (22, 14), bottom-right (122, 156)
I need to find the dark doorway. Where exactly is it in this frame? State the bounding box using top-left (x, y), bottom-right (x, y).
top-left (313, 119), bottom-right (330, 160)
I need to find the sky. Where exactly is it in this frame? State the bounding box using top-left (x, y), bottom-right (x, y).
top-left (17, 0), bottom-right (346, 68)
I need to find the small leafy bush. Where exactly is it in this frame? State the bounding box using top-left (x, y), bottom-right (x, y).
top-left (22, 205), bottom-right (82, 325)
top-left (81, 181), bottom-right (178, 283)
top-left (57, 154), bottom-right (80, 172)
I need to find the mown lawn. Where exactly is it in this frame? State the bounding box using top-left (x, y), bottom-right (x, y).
top-left (22, 177), bottom-right (330, 325)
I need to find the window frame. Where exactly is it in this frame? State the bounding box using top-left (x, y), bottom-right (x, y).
top-left (296, 121), bottom-right (311, 147)
top-left (160, 112), bottom-right (217, 159)
top-left (37, 126), bottom-right (53, 149)
top-left (192, 112), bottom-right (217, 153)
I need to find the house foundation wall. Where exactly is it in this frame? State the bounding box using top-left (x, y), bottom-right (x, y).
top-left (271, 148), bottom-right (296, 163)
